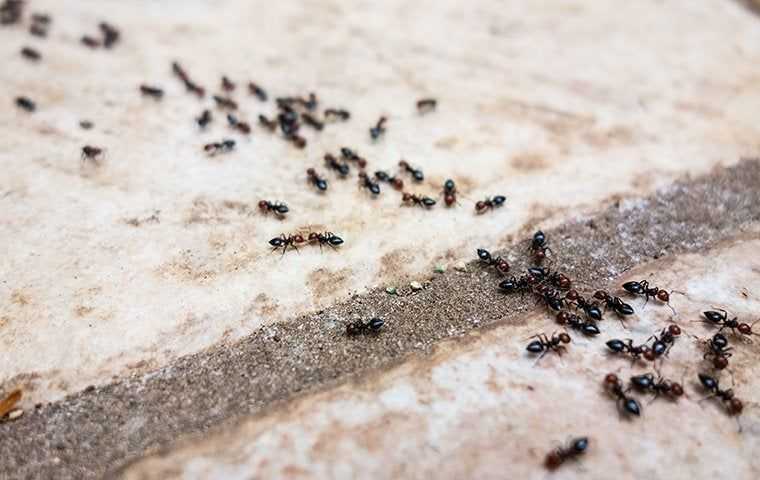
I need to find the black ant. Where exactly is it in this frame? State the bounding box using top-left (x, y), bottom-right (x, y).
top-left (221, 76), bottom-right (235, 92)
top-left (21, 46), bottom-right (41, 61)
top-left (593, 290), bottom-right (635, 316)
top-left (622, 280), bottom-right (676, 313)
top-left (99, 22), bottom-right (119, 48)
top-left (15, 96), bottom-right (35, 112)
top-left (81, 145), bottom-right (104, 162)
top-left (196, 109), bottom-right (212, 128)
top-left (530, 230), bottom-right (552, 262)
top-left (628, 373), bottom-right (684, 402)
top-left (375, 171), bottom-right (403, 190)
top-left (698, 373), bottom-right (743, 416)
top-left (358, 172), bottom-right (380, 195)
top-left (203, 139), bottom-right (235, 155)
top-left (649, 324), bottom-right (681, 358)
top-left (213, 95), bottom-right (238, 110)
top-left (606, 338), bottom-right (655, 363)
top-left (499, 275), bottom-right (532, 294)
top-left (401, 192), bottom-right (436, 208)
top-left (307, 168), bottom-right (328, 191)
top-left (544, 437), bottom-right (588, 471)
top-left (369, 116), bottom-right (387, 140)
top-left (324, 154), bottom-right (350, 177)
top-left (248, 82), bottom-right (267, 101)
top-left (442, 179), bottom-right (457, 206)
top-left (564, 290), bottom-right (603, 321)
top-left (603, 373), bottom-right (641, 417)
top-left (534, 285), bottom-right (565, 311)
top-left (258, 200), bottom-right (288, 218)
top-left (476, 248), bottom-right (510, 275)
top-left (339, 148), bottom-right (367, 168)
top-left (556, 311), bottom-right (600, 336)
top-left (301, 113), bottom-right (324, 131)
top-left (416, 98), bottom-right (437, 114)
top-left (172, 62), bottom-right (205, 97)
top-left (346, 318), bottom-right (384, 336)
top-left (324, 108), bottom-right (350, 122)
top-left (702, 332), bottom-right (732, 370)
top-left (308, 232), bottom-right (344, 251)
top-left (81, 35), bottom-right (101, 48)
top-left (475, 196), bottom-right (506, 214)
top-left (140, 85), bottom-right (164, 100)
top-left (526, 332), bottom-right (571, 362)
top-left (227, 114), bottom-right (251, 134)
top-left (398, 160), bottom-right (424, 182)
top-left (258, 115), bottom-right (277, 132)
top-left (701, 309), bottom-right (758, 338)
top-left (269, 234), bottom-right (305, 255)
top-left (278, 108), bottom-right (299, 136)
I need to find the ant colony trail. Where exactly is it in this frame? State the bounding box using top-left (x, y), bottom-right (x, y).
top-left (2, 1), bottom-right (760, 479)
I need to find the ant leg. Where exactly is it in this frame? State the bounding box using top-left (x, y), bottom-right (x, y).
top-left (698, 394), bottom-right (717, 405)
top-left (666, 301), bottom-right (677, 316)
top-left (532, 348), bottom-right (549, 367)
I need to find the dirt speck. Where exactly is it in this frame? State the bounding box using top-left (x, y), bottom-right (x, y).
top-left (510, 153), bottom-right (549, 172)
top-left (10, 291), bottom-right (30, 306)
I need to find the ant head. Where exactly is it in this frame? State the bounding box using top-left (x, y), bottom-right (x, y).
top-left (668, 324), bottom-right (682, 336)
top-left (714, 356), bottom-right (729, 370)
top-left (738, 323), bottom-right (752, 335)
top-left (445, 194), bottom-right (455, 206)
top-left (258, 200), bottom-right (268, 209)
top-left (729, 398), bottom-right (743, 415)
top-left (398, 160), bottom-right (408, 168)
top-left (293, 234), bottom-right (304, 243)
top-left (555, 311), bottom-right (570, 325)
top-left (593, 290), bottom-right (608, 300)
top-left (534, 249), bottom-right (546, 260)
top-left (475, 200), bottom-right (486, 211)
top-left (308, 232), bottom-right (319, 241)
top-left (671, 383), bottom-right (684, 397)
top-left (306, 168), bottom-right (315, 175)
top-left (643, 350), bottom-right (656, 362)
top-left (392, 178), bottom-right (404, 190)
top-left (558, 333), bottom-right (571, 344)
top-left (402, 192), bottom-right (412, 202)
top-left (604, 373), bottom-right (620, 386)
top-left (656, 290), bottom-right (670, 302)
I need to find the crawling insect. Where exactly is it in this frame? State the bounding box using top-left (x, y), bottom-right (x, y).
top-left (606, 338), bottom-right (654, 363)
top-left (603, 373), bottom-right (641, 417)
top-left (628, 373), bottom-right (684, 402)
top-left (526, 332), bottom-right (571, 363)
top-left (81, 145), bottom-right (104, 162)
top-left (476, 248), bottom-right (510, 274)
top-left (701, 309), bottom-right (758, 339)
top-left (375, 171), bottom-right (404, 190)
top-left (15, 96), bottom-right (35, 112)
top-left (307, 168), bottom-right (328, 191)
top-left (556, 311), bottom-right (600, 336)
top-left (401, 192), bottom-right (436, 208)
top-left (698, 373), bottom-right (743, 417)
top-left (258, 200), bottom-right (289, 218)
top-left (308, 232), bottom-right (344, 251)
top-left (346, 317), bottom-right (384, 336)
top-left (369, 115), bottom-right (387, 140)
top-left (139, 84), bottom-right (164, 99)
top-left (324, 154), bottom-right (350, 177)
top-left (475, 196), bottom-right (506, 214)
top-left (358, 172), bottom-right (381, 195)
top-left (269, 234), bottom-right (305, 255)
top-left (702, 332), bottom-right (732, 370)
top-left (544, 437), bottom-right (588, 471)
top-left (324, 108), bottom-right (350, 121)
top-left (441, 179), bottom-right (458, 207)
top-left (203, 139), bottom-right (236, 155)
top-left (416, 98), bottom-right (437, 114)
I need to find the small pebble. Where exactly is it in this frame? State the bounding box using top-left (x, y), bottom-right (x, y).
top-left (410, 281), bottom-right (423, 291)
top-left (434, 265), bottom-right (446, 273)
top-left (385, 286), bottom-right (397, 295)
top-left (454, 262), bottom-right (467, 272)
top-left (7, 409), bottom-right (23, 420)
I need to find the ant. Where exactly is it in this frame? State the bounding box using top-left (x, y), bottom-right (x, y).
top-left (79, 120), bottom-right (94, 130)
top-left (196, 109), bottom-right (212, 129)
top-left (603, 373), bottom-right (641, 417)
top-left (556, 311), bottom-right (600, 336)
top-left (221, 76), bottom-right (235, 92)
top-left (258, 115), bottom-right (277, 132)
top-left (346, 318), bottom-right (384, 336)
top-left (544, 437), bottom-right (588, 471)
top-left (81, 145), bottom-right (104, 162)
top-left (606, 339), bottom-right (654, 363)
top-left (307, 168), bottom-right (328, 191)
top-left (475, 195), bottom-right (506, 214)
top-left (301, 113), bottom-right (324, 131)
top-left (628, 373), bottom-right (684, 402)
top-left (621, 280), bottom-right (676, 313)
top-left (213, 95), bottom-right (238, 110)
top-left (398, 160), bottom-right (424, 182)
top-left (547, 271), bottom-right (572, 290)
top-left (99, 22), bottom-right (119, 48)
top-left (308, 232), bottom-right (344, 251)
top-left (324, 108), bottom-right (350, 122)
top-left (203, 139), bottom-right (235, 155)
top-left (358, 172), bottom-right (380, 195)
top-left (525, 332), bottom-right (571, 363)
top-left (286, 134), bottom-right (307, 149)
top-left (324, 154), bottom-right (350, 177)
top-left (401, 192), bottom-right (436, 208)
top-left (701, 309), bottom-right (758, 338)
top-left (375, 171), bottom-right (404, 190)
top-left (702, 332), bottom-right (732, 370)
top-left (81, 35), bottom-right (101, 48)
top-left (139, 85), bottom-right (164, 100)
top-left (530, 230), bottom-right (552, 262)
top-left (227, 114), bottom-right (251, 134)
top-left (698, 373), bottom-right (743, 416)
top-left (269, 234), bottom-right (305, 255)
top-left (369, 116), bottom-right (387, 140)
top-left (278, 108), bottom-right (300, 136)
top-left (30, 23), bottom-right (47, 37)
top-left (248, 82), bottom-right (267, 101)
top-left (564, 290), bottom-right (603, 321)
top-left (172, 61), bottom-right (205, 97)
top-left (499, 274), bottom-right (532, 295)
top-left (340, 147), bottom-right (367, 168)
top-left (649, 324), bottom-right (681, 358)
top-left (258, 200), bottom-right (288, 218)
top-left (441, 179), bottom-right (457, 206)
top-left (15, 96), bottom-right (35, 112)
top-left (21, 46), bottom-right (41, 61)
top-left (593, 290), bottom-right (635, 316)
top-left (535, 286), bottom-right (565, 311)
top-left (416, 98), bottom-right (437, 114)
top-left (476, 248), bottom-right (510, 275)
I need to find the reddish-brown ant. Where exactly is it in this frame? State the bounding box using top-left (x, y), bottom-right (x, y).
top-left (99, 22), bottom-right (119, 48)
top-left (358, 172), bottom-right (380, 195)
top-left (606, 338), bottom-right (654, 363)
top-left (593, 290), bottom-right (635, 317)
top-left (622, 280), bottom-right (676, 313)
top-left (526, 332), bottom-right (571, 363)
top-left (324, 108), bottom-right (350, 122)
top-left (140, 85), bottom-right (164, 100)
top-left (375, 171), bottom-right (403, 190)
top-left (203, 139), bottom-right (235, 156)
top-left (221, 76), bottom-right (235, 92)
top-left (628, 373), bottom-right (684, 402)
top-left (307, 168), bottom-right (328, 191)
top-left (269, 234), bottom-right (305, 255)
top-left (301, 113), bottom-right (324, 131)
top-left (258, 114), bottom-right (277, 132)
top-left (530, 230), bottom-right (552, 262)
top-left (547, 271), bottom-right (572, 290)
top-left (81, 145), bottom-right (104, 162)
top-left (369, 116), bottom-right (387, 140)
top-left (81, 35), bottom-right (101, 48)
top-left (227, 114), bottom-right (251, 134)
top-left (15, 96), bottom-right (35, 112)
top-left (401, 192), bottom-right (436, 208)
top-left (340, 148), bottom-right (367, 169)
top-left (442, 179), bottom-right (457, 206)
top-left (324, 154), bottom-right (349, 177)
top-left (701, 309), bottom-right (758, 339)
top-left (287, 134), bottom-right (307, 149)
top-left (416, 98), bottom-right (437, 114)
top-left (698, 373), bottom-right (743, 417)
top-left (476, 249), bottom-right (510, 275)
top-left (172, 61), bottom-right (205, 97)
top-left (398, 160), bottom-right (424, 182)
top-left (346, 318), bottom-right (383, 336)
top-left (475, 196), bottom-right (506, 214)
top-left (20, 46), bottom-right (41, 61)
top-left (248, 82), bottom-right (267, 101)
top-left (544, 437), bottom-right (588, 471)
top-left (603, 373), bottom-right (641, 417)
top-left (556, 311), bottom-right (600, 336)
top-left (213, 95), bottom-right (238, 110)
top-left (196, 109), bottom-right (212, 129)
top-left (308, 232), bottom-right (344, 251)
top-left (258, 200), bottom-right (288, 218)
top-left (702, 332), bottom-right (732, 370)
